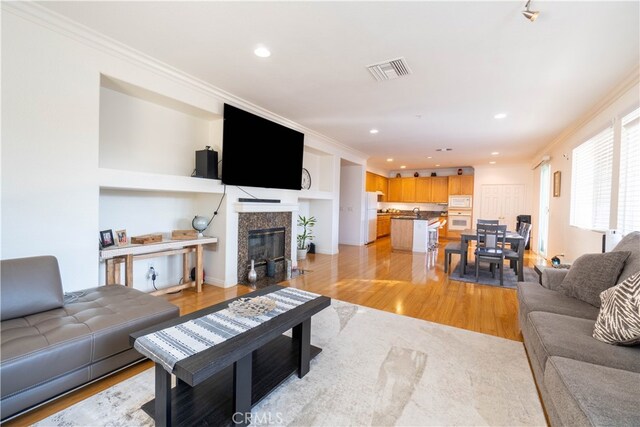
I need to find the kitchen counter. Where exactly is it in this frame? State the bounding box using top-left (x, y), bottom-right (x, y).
top-left (390, 213), bottom-right (445, 252)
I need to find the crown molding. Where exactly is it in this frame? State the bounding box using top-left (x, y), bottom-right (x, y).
top-left (2, 1), bottom-right (368, 162)
top-left (533, 65), bottom-right (640, 160)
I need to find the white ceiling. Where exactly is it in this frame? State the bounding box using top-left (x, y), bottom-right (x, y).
top-left (41, 1), bottom-right (639, 171)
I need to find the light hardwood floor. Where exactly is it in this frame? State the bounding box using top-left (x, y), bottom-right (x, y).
top-left (6, 237), bottom-right (540, 426)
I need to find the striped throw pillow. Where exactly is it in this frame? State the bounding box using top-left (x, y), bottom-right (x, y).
top-left (593, 271), bottom-right (640, 346)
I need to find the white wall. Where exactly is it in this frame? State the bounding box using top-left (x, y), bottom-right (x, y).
top-left (339, 164), bottom-right (364, 245)
top-left (1, 5), bottom-right (365, 291)
top-left (531, 81), bottom-right (639, 262)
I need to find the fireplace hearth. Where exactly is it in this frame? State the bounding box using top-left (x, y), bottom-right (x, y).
top-left (237, 212), bottom-right (292, 286)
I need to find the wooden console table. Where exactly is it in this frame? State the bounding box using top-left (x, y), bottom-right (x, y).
top-left (99, 236), bottom-right (218, 295)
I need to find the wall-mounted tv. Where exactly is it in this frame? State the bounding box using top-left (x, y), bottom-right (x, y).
top-left (221, 103), bottom-right (304, 191)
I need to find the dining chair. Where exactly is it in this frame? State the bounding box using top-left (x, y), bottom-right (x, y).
top-left (504, 222), bottom-right (532, 281)
top-left (475, 224), bottom-right (507, 286)
top-left (476, 219), bottom-right (499, 225)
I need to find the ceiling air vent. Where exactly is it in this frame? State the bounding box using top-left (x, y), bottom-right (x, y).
top-left (366, 57), bottom-right (412, 81)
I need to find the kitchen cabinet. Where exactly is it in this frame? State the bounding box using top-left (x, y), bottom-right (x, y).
top-left (366, 172), bottom-right (389, 202)
top-left (388, 177), bottom-right (417, 202)
top-left (387, 178), bottom-right (402, 201)
top-left (365, 172), bottom-right (377, 192)
top-left (415, 177), bottom-right (448, 203)
top-left (390, 218), bottom-right (413, 251)
top-left (415, 178), bottom-right (432, 202)
top-left (376, 215), bottom-right (391, 238)
top-left (448, 175), bottom-right (474, 195)
top-left (401, 178), bottom-right (416, 202)
top-left (431, 177), bottom-right (449, 202)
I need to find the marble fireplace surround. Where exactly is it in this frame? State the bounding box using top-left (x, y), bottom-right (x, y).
top-left (236, 208), bottom-right (294, 285)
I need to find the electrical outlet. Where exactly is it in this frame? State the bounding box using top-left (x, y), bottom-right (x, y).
top-left (147, 264), bottom-right (157, 280)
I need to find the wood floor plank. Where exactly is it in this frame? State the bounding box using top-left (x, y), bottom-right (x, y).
top-left (5, 236), bottom-right (529, 426)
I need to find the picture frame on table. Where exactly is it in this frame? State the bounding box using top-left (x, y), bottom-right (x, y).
top-left (115, 229), bottom-right (128, 246)
top-left (553, 171), bottom-right (561, 197)
top-left (100, 229), bottom-right (115, 248)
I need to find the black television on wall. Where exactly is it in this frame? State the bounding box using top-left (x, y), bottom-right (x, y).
top-left (221, 103), bottom-right (305, 191)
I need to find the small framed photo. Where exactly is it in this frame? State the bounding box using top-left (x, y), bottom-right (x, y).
top-left (100, 229), bottom-right (115, 248)
top-left (115, 229), bottom-right (128, 246)
top-left (553, 171), bottom-right (561, 197)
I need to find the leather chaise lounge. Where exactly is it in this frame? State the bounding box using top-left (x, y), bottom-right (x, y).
top-left (0, 255), bottom-right (180, 420)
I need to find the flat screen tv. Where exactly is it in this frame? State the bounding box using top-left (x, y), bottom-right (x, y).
top-left (221, 103), bottom-right (304, 191)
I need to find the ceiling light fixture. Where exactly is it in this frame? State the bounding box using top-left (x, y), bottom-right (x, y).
top-left (427, 156), bottom-right (433, 159)
top-left (370, 129), bottom-right (379, 134)
top-left (435, 164), bottom-right (441, 167)
top-left (522, 0), bottom-right (540, 22)
top-left (494, 113), bottom-right (507, 119)
top-left (435, 148), bottom-right (453, 152)
top-left (400, 165), bottom-right (406, 169)
top-left (491, 151), bottom-right (500, 155)
top-left (254, 46), bottom-right (271, 58)
top-left (386, 158), bottom-right (393, 162)
top-left (489, 161), bottom-right (497, 164)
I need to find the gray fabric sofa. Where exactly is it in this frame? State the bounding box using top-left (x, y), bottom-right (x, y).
top-left (517, 231), bottom-right (640, 426)
top-left (0, 255), bottom-right (180, 420)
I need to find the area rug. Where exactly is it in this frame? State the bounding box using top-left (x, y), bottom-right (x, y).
top-left (36, 299), bottom-right (546, 426)
top-left (449, 262), bottom-right (538, 289)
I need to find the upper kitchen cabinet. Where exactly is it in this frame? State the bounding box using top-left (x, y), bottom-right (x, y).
top-left (365, 172), bottom-right (377, 192)
top-left (416, 176), bottom-right (448, 203)
top-left (448, 175), bottom-right (474, 195)
top-left (431, 177), bottom-right (449, 203)
top-left (387, 177), bottom-right (402, 201)
top-left (400, 177), bottom-right (416, 202)
top-left (365, 172), bottom-right (388, 201)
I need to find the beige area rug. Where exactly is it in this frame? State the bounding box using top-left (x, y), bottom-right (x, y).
top-left (37, 299), bottom-right (546, 426)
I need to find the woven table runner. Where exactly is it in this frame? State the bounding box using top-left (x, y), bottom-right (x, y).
top-left (134, 287), bottom-right (320, 372)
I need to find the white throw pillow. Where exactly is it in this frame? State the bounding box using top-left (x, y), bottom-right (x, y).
top-left (593, 271), bottom-right (640, 346)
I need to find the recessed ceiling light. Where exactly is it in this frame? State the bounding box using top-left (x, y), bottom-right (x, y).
top-left (489, 161), bottom-right (496, 164)
top-left (491, 151), bottom-right (500, 155)
top-left (427, 156), bottom-right (433, 159)
top-left (386, 158), bottom-right (393, 162)
top-left (400, 165), bottom-right (406, 169)
top-left (494, 113), bottom-right (507, 119)
top-left (369, 129), bottom-right (379, 134)
top-left (435, 148), bottom-right (453, 152)
top-left (254, 46), bottom-right (271, 58)
top-left (435, 164), bottom-right (440, 167)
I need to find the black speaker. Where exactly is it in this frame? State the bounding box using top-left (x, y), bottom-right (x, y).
top-left (195, 148), bottom-right (218, 179)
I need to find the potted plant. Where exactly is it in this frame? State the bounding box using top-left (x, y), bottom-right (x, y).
top-left (296, 215), bottom-right (316, 260)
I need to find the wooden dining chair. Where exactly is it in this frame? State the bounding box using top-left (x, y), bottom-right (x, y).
top-left (476, 219), bottom-right (499, 225)
top-left (474, 224), bottom-right (507, 286)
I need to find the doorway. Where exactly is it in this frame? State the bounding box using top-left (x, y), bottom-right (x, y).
top-left (538, 164), bottom-right (551, 257)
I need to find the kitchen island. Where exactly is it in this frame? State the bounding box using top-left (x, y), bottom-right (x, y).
top-left (390, 212), bottom-right (445, 252)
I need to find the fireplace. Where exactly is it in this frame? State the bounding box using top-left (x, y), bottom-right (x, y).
top-left (237, 211), bottom-right (292, 286)
top-left (248, 227), bottom-right (285, 267)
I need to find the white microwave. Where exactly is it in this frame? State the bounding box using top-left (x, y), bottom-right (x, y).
top-left (448, 195), bottom-right (472, 209)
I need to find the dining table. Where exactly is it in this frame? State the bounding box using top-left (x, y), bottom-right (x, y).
top-left (458, 228), bottom-right (525, 280)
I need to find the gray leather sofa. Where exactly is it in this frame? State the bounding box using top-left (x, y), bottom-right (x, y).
top-left (517, 232), bottom-right (640, 426)
top-left (1, 255), bottom-right (180, 420)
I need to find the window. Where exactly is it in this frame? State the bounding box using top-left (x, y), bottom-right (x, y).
top-left (570, 126), bottom-right (614, 231)
top-left (618, 108), bottom-right (640, 234)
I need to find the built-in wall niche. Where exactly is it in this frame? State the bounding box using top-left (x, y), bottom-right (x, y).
top-left (99, 75), bottom-right (222, 178)
top-left (302, 146), bottom-right (335, 193)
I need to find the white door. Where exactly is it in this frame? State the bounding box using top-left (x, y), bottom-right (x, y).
top-left (480, 184), bottom-right (526, 230)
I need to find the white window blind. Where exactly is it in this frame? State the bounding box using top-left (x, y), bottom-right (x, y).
top-left (570, 126), bottom-right (614, 231)
top-left (618, 108), bottom-right (640, 234)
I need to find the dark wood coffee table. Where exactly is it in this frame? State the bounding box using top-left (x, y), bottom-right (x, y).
top-left (130, 285), bottom-right (331, 427)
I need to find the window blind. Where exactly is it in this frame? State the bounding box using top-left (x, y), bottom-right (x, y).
top-left (618, 108), bottom-right (640, 234)
top-left (570, 126), bottom-right (614, 231)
